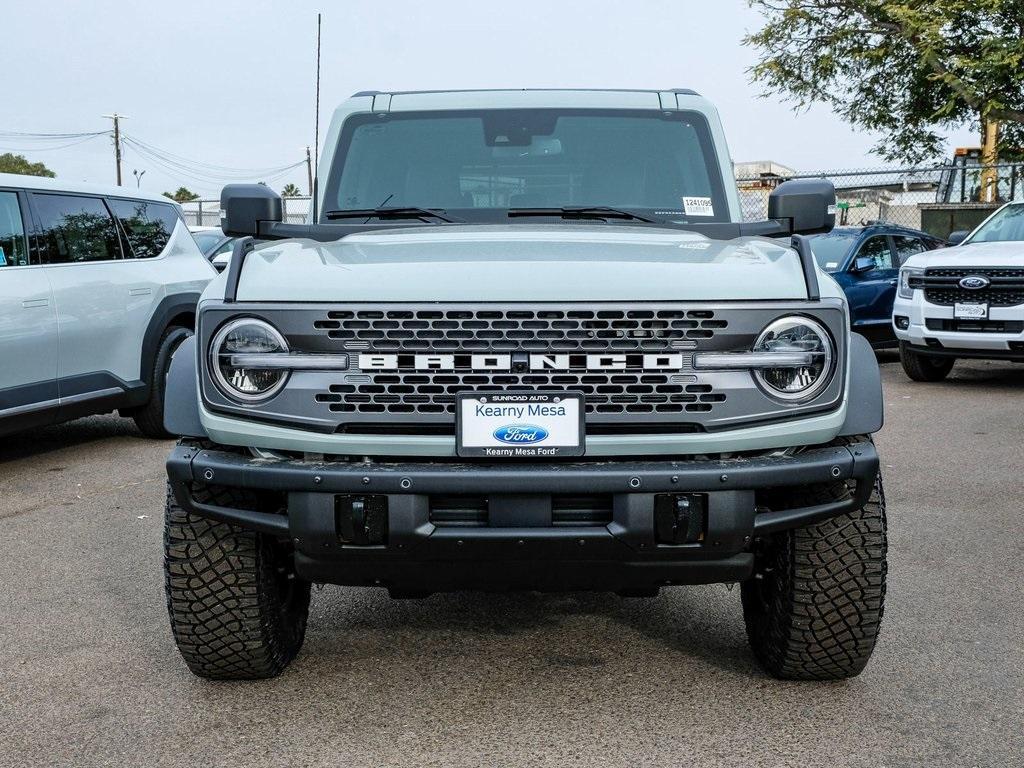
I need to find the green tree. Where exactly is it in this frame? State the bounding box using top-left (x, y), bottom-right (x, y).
top-left (281, 183), bottom-right (302, 197)
top-left (744, 0), bottom-right (1024, 162)
top-left (162, 187), bottom-right (200, 203)
top-left (0, 153), bottom-right (56, 177)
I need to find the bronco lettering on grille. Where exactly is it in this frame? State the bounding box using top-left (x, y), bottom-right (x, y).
top-left (357, 353), bottom-right (686, 371)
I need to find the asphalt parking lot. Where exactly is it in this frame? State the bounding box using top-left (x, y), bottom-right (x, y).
top-left (2, 356), bottom-right (1022, 768)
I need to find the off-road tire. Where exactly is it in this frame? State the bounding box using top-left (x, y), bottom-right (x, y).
top-left (741, 474), bottom-right (887, 680)
top-left (133, 326), bottom-right (192, 438)
top-left (164, 483), bottom-right (310, 680)
top-left (899, 341), bottom-right (954, 382)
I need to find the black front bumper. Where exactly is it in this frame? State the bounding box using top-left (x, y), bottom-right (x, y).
top-left (167, 440), bottom-right (878, 592)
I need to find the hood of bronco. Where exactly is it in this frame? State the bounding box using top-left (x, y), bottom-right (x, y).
top-left (229, 224), bottom-right (812, 302)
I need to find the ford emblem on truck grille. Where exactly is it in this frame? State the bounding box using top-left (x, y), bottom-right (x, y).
top-left (959, 276), bottom-right (990, 290)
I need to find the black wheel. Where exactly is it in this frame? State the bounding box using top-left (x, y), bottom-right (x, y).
top-left (164, 483), bottom-right (310, 680)
top-left (899, 341), bottom-right (954, 382)
top-left (133, 326), bottom-right (192, 438)
top-left (741, 474), bottom-right (887, 680)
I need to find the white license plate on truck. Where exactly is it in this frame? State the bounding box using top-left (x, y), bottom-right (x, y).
top-left (954, 302), bottom-right (988, 319)
top-left (457, 392), bottom-right (584, 457)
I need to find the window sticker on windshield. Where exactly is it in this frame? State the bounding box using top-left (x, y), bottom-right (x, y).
top-left (826, 261), bottom-right (838, 269)
top-left (682, 196), bottom-right (715, 217)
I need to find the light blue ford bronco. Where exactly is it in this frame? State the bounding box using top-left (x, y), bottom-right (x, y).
top-left (161, 89), bottom-right (886, 681)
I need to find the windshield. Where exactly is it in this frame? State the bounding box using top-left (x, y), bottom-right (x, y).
top-left (967, 203), bottom-right (1024, 244)
top-left (322, 109), bottom-right (728, 223)
top-left (809, 232), bottom-right (859, 270)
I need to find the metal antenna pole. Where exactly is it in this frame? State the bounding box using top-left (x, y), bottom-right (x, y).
top-left (313, 13), bottom-right (322, 222)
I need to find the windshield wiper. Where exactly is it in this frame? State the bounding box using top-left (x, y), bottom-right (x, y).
top-left (324, 207), bottom-right (461, 223)
top-left (507, 206), bottom-right (656, 223)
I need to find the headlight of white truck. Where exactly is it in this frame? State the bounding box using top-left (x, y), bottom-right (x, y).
top-left (210, 318), bottom-right (290, 402)
top-left (898, 266), bottom-right (924, 299)
top-left (751, 316), bottom-right (834, 401)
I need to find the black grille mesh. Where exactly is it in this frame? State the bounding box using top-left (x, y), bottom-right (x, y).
top-left (316, 372), bottom-right (725, 416)
top-left (314, 308), bottom-right (727, 352)
top-left (923, 267), bottom-right (1024, 307)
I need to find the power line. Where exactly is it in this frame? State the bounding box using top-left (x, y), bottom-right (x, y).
top-left (122, 138), bottom-right (304, 188)
top-left (0, 134), bottom-right (105, 153)
top-left (0, 130), bottom-right (107, 140)
top-left (123, 134), bottom-right (306, 175)
top-left (1, 125), bottom-right (307, 191)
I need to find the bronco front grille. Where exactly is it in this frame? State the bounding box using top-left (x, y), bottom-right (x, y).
top-left (314, 308), bottom-right (728, 352)
top-left (316, 371), bottom-right (726, 416)
top-left (198, 301), bottom-right (849, 437)
top-left (312, 306), bottom-right (730, 421)
top-left (921, 267), bottom-right (1024, 307)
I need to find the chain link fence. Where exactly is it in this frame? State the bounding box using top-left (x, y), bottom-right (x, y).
top-left (736, 160), bottom-right (1024, 238)
top-left (181, 196), bottom-right (311, 228)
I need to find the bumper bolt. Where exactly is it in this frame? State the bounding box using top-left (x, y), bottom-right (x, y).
top-left (720, 474), bottom-right (728, 483)
top-left (400, 478), bottom-right (412, 490)
top-left (629, 477), bottom-right (641, 489)
top-left (671, 475), bottom-right (679, 484)
top-left (830, 466), bottom-right (842, 478)
top-left (203, 469), bottom-right (214, 481)
top-left (313, 475), bottom-right (322, 485)
top-left (361, 476), bottom-right (370, 485)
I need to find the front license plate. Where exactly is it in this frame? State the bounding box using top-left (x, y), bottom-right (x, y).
top-left (457, 392), bottom-right (585, 458)
top-left (954, 302), bottom-right (988, 319)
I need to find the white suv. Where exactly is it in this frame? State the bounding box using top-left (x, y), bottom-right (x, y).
top-left (0, 173), bottom-right (214, 437)
top-left (893, 200), bottom-right (1024, 380)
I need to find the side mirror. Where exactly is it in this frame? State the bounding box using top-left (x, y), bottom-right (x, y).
top-left (852, 256), bottom-right (875, 273)
top-left (220, 184), bottom-right (282, 237)
top-left (948, 230), bottom-right (969, 246)
top-left (768, 179), bottom-right (836, 235)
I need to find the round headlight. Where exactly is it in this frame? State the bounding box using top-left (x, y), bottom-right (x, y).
top-left (753, 316), bottom-right (835, 401)
top-left (210, 318), bottom-right (289, 402)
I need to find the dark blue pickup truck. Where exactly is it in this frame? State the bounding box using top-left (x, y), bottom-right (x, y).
top-left (810, 224), bottom-right (947, 348)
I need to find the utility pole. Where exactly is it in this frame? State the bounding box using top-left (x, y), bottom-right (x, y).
top-left (102, 113), bottom-right (127, 186)
top-left (305, 146), bottom-right (314, 197)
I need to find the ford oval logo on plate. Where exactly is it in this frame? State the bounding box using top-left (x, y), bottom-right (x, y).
top-left (959, 275), bottom-right (990, 290)
top-left (493, 424), bottom-right (549, 445)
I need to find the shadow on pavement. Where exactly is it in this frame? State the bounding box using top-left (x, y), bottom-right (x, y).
top-left (308, 585), bottom-right (758, 679)
top-left (0, 415), bottom-right (155, 464)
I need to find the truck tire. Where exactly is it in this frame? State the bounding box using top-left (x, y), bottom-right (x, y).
top-left (899, 341), bottom-right (954, 382)
top-left (133, 326), bottom-right (192, 438)
top-left (741, 474), bottom-right (887, 680)
top-left (164, 483), bottom-right (310, 680)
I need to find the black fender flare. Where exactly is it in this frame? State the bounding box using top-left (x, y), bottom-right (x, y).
top-left (163, 334), bottom-right (207, 438)
top-left (133, 293), bottom-right (201, 406)
top-left (838, 332), bottom-right (884, 436)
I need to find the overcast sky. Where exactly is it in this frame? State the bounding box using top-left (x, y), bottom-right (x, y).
top-left (2, 0), bottom-right (977, 200)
